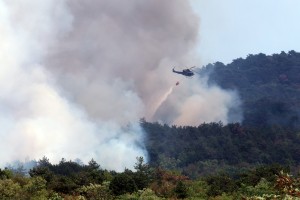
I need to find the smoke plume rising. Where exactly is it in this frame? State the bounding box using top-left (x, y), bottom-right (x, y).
top-left (0, 0), bottom-right (241, 171)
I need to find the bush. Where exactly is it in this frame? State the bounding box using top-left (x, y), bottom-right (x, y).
top-left (77, 182), bottom-right (113, 200)
top-left (0, 179), bottom-right (22, 199)
top-left (109, 173), bottom-right (137, 196)
top-left (174, 181), bottom-right (188, 199)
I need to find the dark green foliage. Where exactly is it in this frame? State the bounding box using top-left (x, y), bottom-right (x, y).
top-left (133, 156), bottom-right (153, 190)
top-left (202, 164), bottom-right (290, 197)
top-left (142, 120), bottom-right (300, 178)
top-left (200, 51), bottom-right (300, 128)
top-left (29, 157), bottom-right (104, 195)
top-left (205, 173), bottom-right (238, 196)
top-left (174, 181), bottom-right (188, 199)
top-left (236, 164), bottom-right (289, 186)
top-left (0, 160), bottom-right (299, 199)
top-left (0, 168), bottom-right (13, 180)
top-left (49, 175), bottom-right (78, 194)
top-left (88, 159), bottom-right (100, 170)
top-left (109, 173), bottom-right (137, 195)
top-left (37, 156), bottom-right (51, 167)
top-left (29, 166), bottom-right (54, 183)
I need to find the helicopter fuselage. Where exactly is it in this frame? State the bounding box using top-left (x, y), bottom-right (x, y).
top-left (172, 68), bottom-right (194, 77)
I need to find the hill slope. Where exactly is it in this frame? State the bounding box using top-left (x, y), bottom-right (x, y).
top-left (143, 51), bottom-right (300, 178)
top-left (201, 50), bottom-right (300, 128)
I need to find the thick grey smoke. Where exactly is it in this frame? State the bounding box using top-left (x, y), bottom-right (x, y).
top-left (46, 0), bottom-right (200, 123)
top-left (0, 0), bottom-right (241, 171)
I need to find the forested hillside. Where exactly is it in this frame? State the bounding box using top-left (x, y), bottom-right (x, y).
top-left (142, 120), bottom-right (300, 178)
top-left (201, 50), bottom-right (300, 128)
top-left (143, 51), bottom-right (300, 178)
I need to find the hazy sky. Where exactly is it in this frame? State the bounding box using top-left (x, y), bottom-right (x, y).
top-left (190, 0), bottom-right (300, 65)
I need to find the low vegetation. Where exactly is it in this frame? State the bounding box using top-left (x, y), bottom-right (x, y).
top-left (1, 157), bottom-right (300, 199)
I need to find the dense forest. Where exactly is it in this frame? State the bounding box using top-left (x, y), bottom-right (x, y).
top-left (143, 50), bottom-right (300, 176)
top-left (2, 51), bottom-right (300, 199)
top-left (201, 50), bottom-right (300, 128)
top-left (142, 120), bottom-right (300, 178)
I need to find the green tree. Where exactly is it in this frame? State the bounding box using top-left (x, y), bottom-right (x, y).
top-left (206, 173), bottom-right (237, 196)
top-left (109, 173), bottom-right (137, 196)
top-left (0, 179), bottom-right (22, 199)
top-left (0, 168), bottom-right (13, 179)
top-left (23, 176), bottom-right (49, 199)
top-left (29, 166), bottom-right (54, 183)
top-left (174, 181), bottom-right (188, 199)
top-left (133, 157), bottom-right (153, 190)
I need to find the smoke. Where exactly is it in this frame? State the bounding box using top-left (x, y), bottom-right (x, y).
top-left (0, 0), bottom-right (241, 171)
top-left (153, 76), bottom-right (242, 125)
top-left (151, 86), bottom-right (174, 119)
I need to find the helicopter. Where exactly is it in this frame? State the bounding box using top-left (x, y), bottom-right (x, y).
top-left (172, 66), bottom-right (195, 77)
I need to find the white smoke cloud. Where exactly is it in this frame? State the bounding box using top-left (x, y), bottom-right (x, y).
top-left (0, 0), bottom-right (146, 171)
top-left (152, 75), bottom-right (242, 125)
top-left (173, 78), bottom-right (241, 125)
top-left (0, 0), bottom-right (241, 171)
